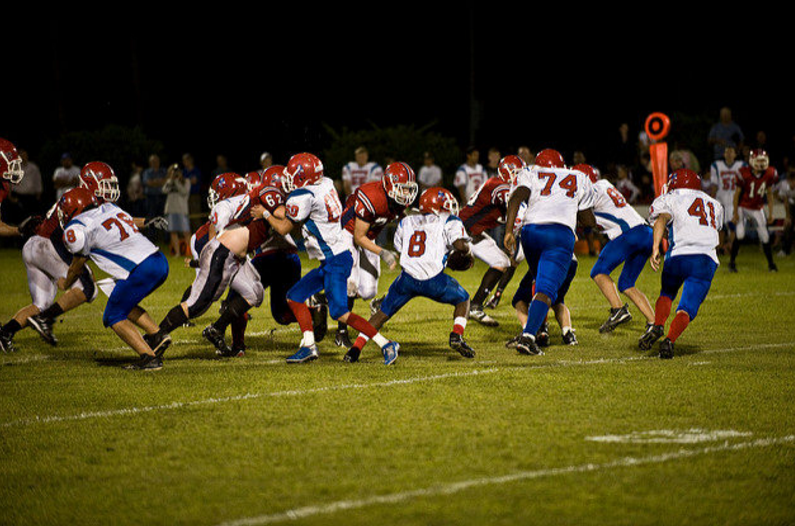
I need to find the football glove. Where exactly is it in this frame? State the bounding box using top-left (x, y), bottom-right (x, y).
top-left (379, 249), bottom-right (398, 268)
top-left (144, 216), bottom-right (169, 230)
top-left (18, 215), bottom-right (43, 238)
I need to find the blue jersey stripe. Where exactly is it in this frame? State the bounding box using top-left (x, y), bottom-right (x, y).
top-left (594, 211), bottom-right (630, 233)
top-left (304, 219), bottom-right (334, 259)
top-left (91, 248), bottom-right (138, 272)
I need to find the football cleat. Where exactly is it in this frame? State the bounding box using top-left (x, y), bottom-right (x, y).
top-left (516, 334), bottom-right (544, 356)
top-left (659, 338), bottom-right (674, 359)
top-left (599, 304), bottom-right (632, 333)
top-left (0, 330), bottom-right (17, 353)
top-left (728, 262), bottom-right (738, 273)
top-left (27, 314), bottom-right (58, 346)
top-left (562, 329), bottom-right (578, 346)
top-left (469, 308), bottom-right (499, 327)
top-left (370, 296), bottom-right (385, 315)
top-left (484, 291), bottom-right (503, 310)
top-left (343, 347), bottom-right (361, 363)
top-left (449, 332), bottom-right (475, 358)
top-left (203, 325), bottom-right (233, 357)
top-left (144, 331), bottom-right (172, 358)
top-left (334, 329), bottom-right (353, 349)
top-left (505, 334), bottom-right (521, 349)
top-left (769, 264), bottom-right (778, 272)
top-left (536, 322), bottom-right (550, 347)
top-left (124, 354), bottom-right (163, 371)
top-left (286, 344), bottom-right (319, 364)
top-left (638, 323), bottom-right (664, 351)
top-left (382, 341), bottom-right (400, 365)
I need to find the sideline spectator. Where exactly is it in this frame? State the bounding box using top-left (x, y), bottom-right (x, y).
top-left (341, 146), bottom-right (382, 199)
top-left (212, 154), bottom-right (230, 179)
top-left (454, 146), bottom-right (485, 203)
top-left (52, 152), bottom-right (80, 200)
top-left (517, 145), bottom-right (535, 166)
top-left (163, 162), bottom-right (191, 256)
top-left (615, 165), bottom-right (641, 204)
top-left (125, 162), bottom-right (146, 219)
top-left (260, 152), bottom-right (273, 170)
top-left (182, 153), bottom-right (203, 230)
top-left (708, 107), bottom-right (744, 161)
top-left (485, 147), bottom-right (501, 178)
top-left (12, 149), bottom-right (43, 213)
top-left (142, 154), bottom-right (167, 224)
top-left (776, 170), bottom-right (795, 256)
top-left (612, 122), bottom-right (636, 168)
top-left (418, 151), bottom-right (442, 191)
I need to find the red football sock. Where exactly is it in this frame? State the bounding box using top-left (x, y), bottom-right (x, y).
top-left (352, 335), bottom-right (368, 350)
top-left (667, 311), bottom-right (690, 342)
top-left (345, 313), bottom-right (378, 339)
top-left (287, 300), bottom-right (314, 333)
top-left (654, 296), bottom-right (672, 326)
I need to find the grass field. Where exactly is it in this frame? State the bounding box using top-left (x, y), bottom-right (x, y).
top-left (1, 246), bottom-right (794, 525)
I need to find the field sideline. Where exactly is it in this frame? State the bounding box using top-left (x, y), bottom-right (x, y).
top-left (1, 247), bottom-right (794, 525)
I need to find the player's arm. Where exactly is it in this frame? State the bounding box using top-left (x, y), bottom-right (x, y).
top-left (61, 255), bottom-right (89, 290)
top-left (0, 219), bottom-right (20, 237)
top-left (649, 213), bottom-right (671, 272)
top-left (353, 217), bottom-right (397, 269)
top-left (503, 187), bottom-right (530, 255)
top-left (255, 204), bottom-right (294, 236)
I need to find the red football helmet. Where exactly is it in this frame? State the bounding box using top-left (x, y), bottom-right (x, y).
top-left (259, 165), bottom-right (286, 193)
top-left (497, 155), bottom-right (527, 184)
top-left (57, 187), bottom-right (99, 227)
top-left (244, 170), bottom-right (265, 193)
top-left (667, 169), bottom-right (702, 191)
top-left (749, 149), bottom-right (770, 172)
top-left (282, 153), bottom-right (324, 193)
top-left (80, 161), bottom-right (120, 202)
top-left (383, 162), bottom-right (419, 206)
top-left (419, 187), bottom-right (459, 216)
top-left (572, 163), bottom-right (599, 184)
top-left (0, 137), bottom-right (24, 184)
top-left (534, 148), bottom-right (565, 169)
top-left (208, 172), bottom-right (246, 208)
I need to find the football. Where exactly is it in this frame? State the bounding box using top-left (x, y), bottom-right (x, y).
top-left (446, 249), bottom-right (475, 271)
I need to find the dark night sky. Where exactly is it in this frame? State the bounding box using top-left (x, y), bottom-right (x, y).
top-left (5, 6), bottom-right (795, 177)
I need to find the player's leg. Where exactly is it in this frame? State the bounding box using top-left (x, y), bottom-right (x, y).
top-left (590, 234), bottom-right (632, 332)
top-left (104, 252), bottom-right (170, 369)
top-left (729, 207), bottom-right (748, 271)
top-left (469, 234), bottom-right (507, 326)
top-left (284, 262), bottom-right (329, 362)
top-left (204, 260), bottom-right (264, 357)
top-left (752, 209), bottom-right (777, 271)
top-left (346, 271), bottom-right (413, 364)
top-left (553, 258), bottom-right (578, 345)
top-left (616, 226), bottom-right (655, 326)
top-left (639, 257), bottom-right (685, 350)
top-left (659, 256), bottom-right (717, 359)
top-left (505, 265), bottom-right (535, 348)
top-left (338, 246), bottom-right (380, 348)
top-left (518, 225), bottom-right (574, 356)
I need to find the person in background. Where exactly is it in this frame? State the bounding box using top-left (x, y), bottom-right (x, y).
top-left (142, 154), bottom-right (167, 219)
top-left (615, 165), bottom-right (641, 204)
top-left (163, 163), bottom-right (192, 256)
top-left (418, 151), bottom-right (442, 192)
top-left (260, 152), bottom-right (273, 170)
top-left (125, 162), bottom-right (147, 219)
top-left (454, 146), bottom-right (485, 204)
top-left (212, 154), bottom-right (230, 179)
top-left (52, 152), bottom-right (80, 200)
top-left (12, 149), bottom-right (43, 214)
top-left (182, 153), bottom-right (203, 231)
top-left (485, 147), bottom-right (501, 178)
top-left (708, 107), bottom-right (744, 162)
top-left (517, 146), bottom-right (535, 166)
top-left (777, 170), bottom-right (795, 256)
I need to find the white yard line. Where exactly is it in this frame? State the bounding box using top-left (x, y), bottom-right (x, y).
top-left (217, 435), bottom-right (795, 526)
top-left (1, 354), bottom-right (50, 365)
top-left (3, 341), bottom-right (792, 429)
top-left (0, 369), bottom-right (499, 428)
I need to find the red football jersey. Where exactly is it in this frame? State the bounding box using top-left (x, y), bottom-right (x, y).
top-left (35, 210), bottom-right (61, 239)
top-left (736, 166), bottom-right (778, 210)
top-left (341, 181), bottom-right (404, 240)
top-left (246, 186), bottom-right (291, 253)
top-left (0, 180), bottom-right (10, 206)
top-left (458, 177), bottom-right (511, 235)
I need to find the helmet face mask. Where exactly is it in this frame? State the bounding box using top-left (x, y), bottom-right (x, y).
top-left (383, 162), bottom-right (418, 206)
top-left (750, 149), bottom-right (770, 172)
top-left (98, 178), bottom-right (120, 202)
top-left (80, 161), bottom-right (119, 202)
top-left (0, 138), bottom-right (24, 184)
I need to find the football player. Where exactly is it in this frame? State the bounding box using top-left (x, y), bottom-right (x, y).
top-left (0, 138), bottom-right (27, 238)
top-left (200, 166), bottom-right (310, 357)
top-left (332, 162), bottom-right (416, 348)
top-left (639, 169), bottom-right (723, 358)
top-left (458, 154), bottom-right (526, 327)
top-left (729, 149), bottom-right (778, 272)
top-left (259, 152), bottom-right (398, 363)
top-left (346, 187), bottom-right (475, 364)
top-left (504, 148), bottom-right (596, 356)
top-left (59, 187), bottom-right (170, 369)
top-left (341, 146), bottom-right (383, 198)
top-left (579, 163), bottom-right (655, 333)
top-left (708, 146), bottom-right (745, 253)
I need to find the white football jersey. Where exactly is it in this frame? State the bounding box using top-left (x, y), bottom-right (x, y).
top-left (394, 213), bottom-right (470, 281)
top-left (648, 189), bottom-right (723, 264)
top-left (592, 179), bottom-right (647, 240)
top-left (710, 160), bottom-right (745, 205)
top-left (63, 202), bottom-right (159, 280)
top-left (285, 177), bottom-right (352, 261)
top-left (342, 162), bottom-right (383, 193)
top-left (515, 166), bottom-right (595, 233)
top-left (210, 193), bottom-right (250, 233)
top-left (454, 163), bottom-right (486, 202)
